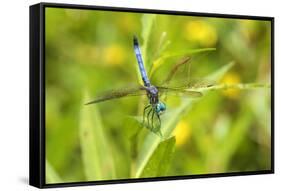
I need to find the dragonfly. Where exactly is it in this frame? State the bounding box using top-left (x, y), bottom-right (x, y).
top-left (85, 36), bottom-right (203, 135)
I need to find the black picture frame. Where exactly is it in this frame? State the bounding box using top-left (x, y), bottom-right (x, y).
top-left (29, 2), bottom-right (274, 188)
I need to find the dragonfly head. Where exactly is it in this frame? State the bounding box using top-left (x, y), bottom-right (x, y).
top-left (156, 102), bottom-right (166, 115)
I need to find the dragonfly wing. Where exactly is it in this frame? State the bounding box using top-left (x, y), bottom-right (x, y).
top-left (156, 86), bottom-right (202, 97)
top-left (187, 79), bottom-right (216, 88)
top-left (85, 86), bottom-right (146, 105)
top-left (167, 78), bottom-right (216, 89)
top-left (162, 56), bottom-right (191, 85)
top-left (160, 51), bottom-right (215, 86)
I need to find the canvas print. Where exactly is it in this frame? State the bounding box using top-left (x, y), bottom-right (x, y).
top-left (45, 7), bottom-right (272, 184)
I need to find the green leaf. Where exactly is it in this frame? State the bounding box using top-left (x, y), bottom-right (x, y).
top-left (140, 137), bottom-right (176, 177)
top-left (218, 106), bottom-right (253, 169)
top-left (206, 61), bottom-right (235, 82)
top-left (46, 159), bottom-right (62, 183)
top-left (134, 60), bottom-right (234, 178)
top-left (79, 92), bottom-right (116, 180)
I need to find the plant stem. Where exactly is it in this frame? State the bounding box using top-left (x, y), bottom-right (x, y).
top-left (190, 83), bottom-right (270, 92)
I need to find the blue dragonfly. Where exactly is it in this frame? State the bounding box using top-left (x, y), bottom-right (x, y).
top-left (85, 36), bottom-right (203, 135)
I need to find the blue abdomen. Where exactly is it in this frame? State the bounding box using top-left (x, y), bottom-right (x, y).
top-left (133, 36), bottom-right (150, 87)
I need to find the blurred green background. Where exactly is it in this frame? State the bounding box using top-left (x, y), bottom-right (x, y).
top-left (45, 7), bottom-right (271, 183)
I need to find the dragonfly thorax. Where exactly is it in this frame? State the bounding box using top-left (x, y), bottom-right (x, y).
top-left (146, 85), bottom-right (159, 104)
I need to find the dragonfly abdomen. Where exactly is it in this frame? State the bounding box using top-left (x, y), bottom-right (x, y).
top-left (133, 36), bottom-right (151, 87)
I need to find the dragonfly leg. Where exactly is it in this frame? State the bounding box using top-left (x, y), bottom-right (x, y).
top-left (151, 110), bottom-right (155, 131)
top-left (147, 108), bottom-right (153, 128)
top-left (143, 105), bottom-right (151, 125)
top-left (156, 113), bottom-right (162, 136)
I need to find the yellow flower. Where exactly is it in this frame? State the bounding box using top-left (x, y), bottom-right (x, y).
top-left (103, 44), bottom-right (125, 66)
top-left (173, 120), bottom-right (191, 146)
top-left (221, 72), bottom-right (241, 99)
top-left (184, 20), bottom-right (217, 47)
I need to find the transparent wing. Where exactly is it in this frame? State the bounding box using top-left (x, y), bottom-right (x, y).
top-left (160, 51), bottom-right (215, 87)
top-left (167, 78), bottom-right (216, 89)
top-left (85, 86), bottom-right (146, 105)
top-left (156, 86), bottom-right (203, 97)
top-left (161, 56), bottom-right (191, 85)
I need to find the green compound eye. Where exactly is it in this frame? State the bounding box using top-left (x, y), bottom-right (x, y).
top-left (156, 102), bottom-right (166, 114)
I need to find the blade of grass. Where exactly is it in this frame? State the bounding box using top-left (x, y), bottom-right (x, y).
top-left (154, 31), bottom-right (171, 59)
top-left (206, 61), bottom-right (235, 82)
top-left (141, 14), bottom-right (156, 67)
top-left (218, 106), bottom-right (253, 170)
top-left (46, 159), bottom-right (62, 184)
top-left (79, 92), bottom-right (116, 180)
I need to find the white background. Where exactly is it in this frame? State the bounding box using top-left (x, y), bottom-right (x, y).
top-left (0, 0), bottom-right (279, 190)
